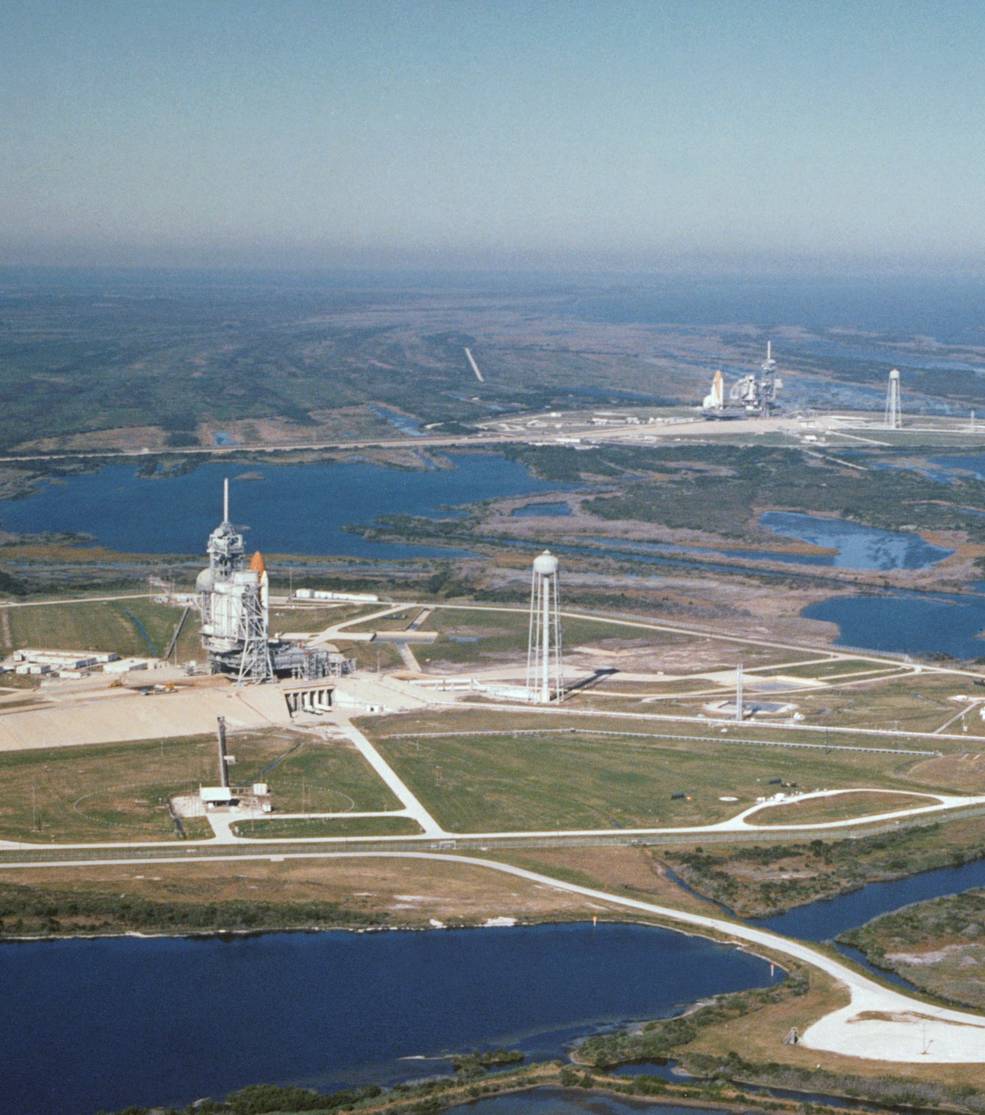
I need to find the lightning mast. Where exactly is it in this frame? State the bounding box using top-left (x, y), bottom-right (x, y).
top-left (735, 662), bottom-right (744, 723)
top-left (885, 368), bottom-right (902, 429)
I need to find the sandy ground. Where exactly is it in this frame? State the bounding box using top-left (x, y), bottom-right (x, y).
top-left (0, 681), bottom-right (291, 750)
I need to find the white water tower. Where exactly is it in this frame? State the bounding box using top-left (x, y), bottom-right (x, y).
top-left (526, 550), bottom-right (563, 703)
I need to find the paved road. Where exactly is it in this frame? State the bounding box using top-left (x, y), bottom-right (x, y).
top-left (454, 697), bottom-right (985, 748)
top-left (0, 593), bottom-right (156, 608)
top-left (3, 844), bottom-right (984, 1063)
top-left (338, 719), bottom-right (443, 836)
top-left (0, 418), bottom-right (715, 466)
top-left (4, 787), bottom-right (983, 853)
top-left (360, 851), bottom-right (985, 1066)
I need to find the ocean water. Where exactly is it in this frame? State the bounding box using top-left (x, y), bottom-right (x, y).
top-left (567, 275), bottom-right (985, 340)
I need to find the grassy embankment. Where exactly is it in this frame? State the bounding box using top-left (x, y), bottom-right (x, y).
top-left (663, 814), bottom-right (985, 917)
top-left (0, 853), bottom-right (601, 938)
top-left (752, 791), bottom-right (934, 825)
top-left (0, 597), bottom-right (203, 661)
top-left (414, 606), bottom-right (678, 668)
top-left (583, 967), bottom-right (985, 1110)
top-left (0, 729), bottom-right (398, 843)
top-left (371, 726), bottom-right (948, 833)
top-left (840, 889), bottom-right (985, 1009)
top-left (231, 816), bottom-right (422, 838)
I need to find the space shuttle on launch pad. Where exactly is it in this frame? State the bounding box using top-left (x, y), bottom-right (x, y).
top-left (702, 369), bottom-right (725, 412)
top-left (700, 342), bottom-right (783, 420)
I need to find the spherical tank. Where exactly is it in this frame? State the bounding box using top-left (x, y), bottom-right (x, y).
top-left (533, 550), bottom-right (558, 576)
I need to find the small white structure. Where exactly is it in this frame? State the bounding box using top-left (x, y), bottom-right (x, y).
top-left (526, 550), bottom-right (564, 703)
top-left (200, 786), bottom-right (235, 807)
top-left (885, 368), bottom-right (902, 429)
top-left (294, 588), bottom-right (380, 603)
top-left (104, 657), bottom-right (161, 674)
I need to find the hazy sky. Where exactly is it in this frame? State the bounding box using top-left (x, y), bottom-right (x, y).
top-left (3, 0), bottom-right (984, 272)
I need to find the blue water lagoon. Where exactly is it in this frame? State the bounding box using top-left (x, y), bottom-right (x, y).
top-left (803, 584), bottom-right (985, 660)
top-left (586, 511), bottom-right (951, 575)
top-left (930, 453), bottom-right (985, 481)
top-left (0, 923), bottom-right (777, 1115)
top-left (511, 501), bottom-right (572, 518)
top-left (760, 511), bottom-right (952, 571)
top-left (0, 454), bottom-right (565, 560)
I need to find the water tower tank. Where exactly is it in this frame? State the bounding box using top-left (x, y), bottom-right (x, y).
top-left (533, 550), bottom-right (558, 575)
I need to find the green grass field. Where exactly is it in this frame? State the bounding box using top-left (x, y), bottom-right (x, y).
top-left (1, 598), bottom-right (203, 661)
top-left (341, 607), bottom-right (425, 633)
top-left (416, 607), bottom-right (662, 667)
top-left (752, 790), bottom-right (929, 825)
top-left (0, 729), bottom-right (397, 842)
top-left (230, 816), bottom-right (421, 838)
top-left (226, 733), bottom-right (401, 813)
top-left (791, 673), bottom-right (985, 737)
top-left (373, 730), bottom-right (938, 833)
top-left (756, 658), bottom-right (891, 679)
top-left (268, 603), bottom-right (380, 635)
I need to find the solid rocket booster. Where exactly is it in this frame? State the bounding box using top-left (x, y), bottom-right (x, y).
top-left (703, 369), bottom-right (725, 409)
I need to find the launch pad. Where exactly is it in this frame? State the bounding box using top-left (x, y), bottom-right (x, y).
top-left (196, 480), bottom-right (344, 684)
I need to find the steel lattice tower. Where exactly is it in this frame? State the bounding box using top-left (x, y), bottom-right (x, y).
top-left (236, 579), bottom-right (274, 683)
